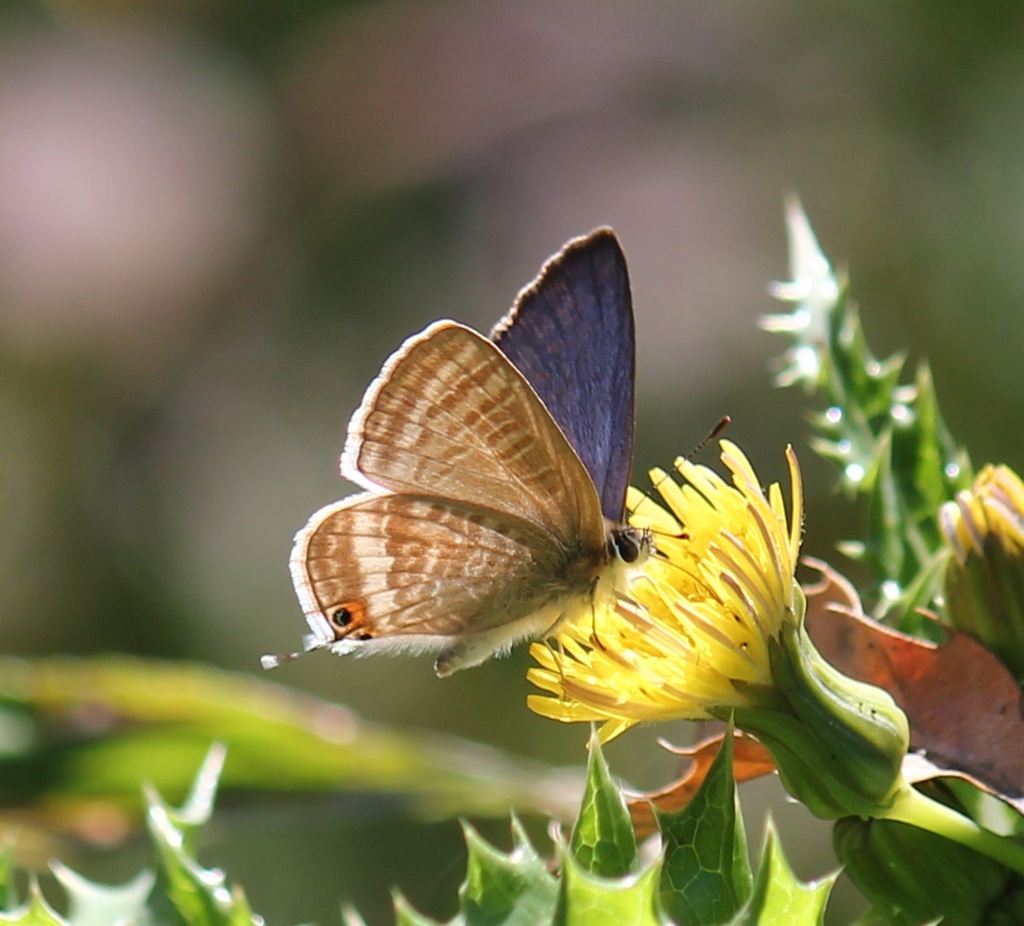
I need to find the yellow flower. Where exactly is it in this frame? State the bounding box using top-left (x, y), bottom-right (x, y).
top-left (527, 440), bottom-right (803, 742)
top-left (940, 463), bottom-right (1024, 679)
top-left (526, 443), bottom-right (1024, 870)
top-left (940, 464), bottom-right (1024, 565)
top-left (530, 440), bottom-right (910, 820)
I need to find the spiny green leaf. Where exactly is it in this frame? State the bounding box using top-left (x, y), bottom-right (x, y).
top-left (458, 817), bottom-right (558, 926)
top-left (658, 729), bottom-right (751, 925)
top-left (0, 656), bottom-right (581, 837)
top-left (341, 907), bottom-right (371, 926)
top-left (0, 844), bottom-right (17, 911)
top-left (392, 891), bottom-right (447, 926)
top-left (764, 200), bottom-right (972, 619)
top-left (0, 882), bottom-right (66, 926)
top-left (568, 729), bottom-right (637, 878)
top-left (731, 822), bottom-right (836, 925)
top-left (50, 863), bottom-right (153, 926)
top-left (154, 742), bottom-right (225, 855)
top-left (146, 746), bottom-right (260, 926)
top-left (557, 850), bottom-right (662, 926)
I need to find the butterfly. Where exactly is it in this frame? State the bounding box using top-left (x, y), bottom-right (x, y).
top-left (263, 228), bottom-right (647, 676)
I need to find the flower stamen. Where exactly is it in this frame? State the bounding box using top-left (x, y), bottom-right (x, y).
top-left (528, 440), bottom-right (804, 740)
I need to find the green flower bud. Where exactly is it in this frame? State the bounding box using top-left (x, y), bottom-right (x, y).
top-left (835, 815), bottom-right (1012, 926)
top-left (941, 464), bottom-right (1024, 680)
top-left (733, 591), bottom-right (910, 820)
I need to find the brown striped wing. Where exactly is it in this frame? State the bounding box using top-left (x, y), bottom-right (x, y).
top-left (291, 491), bottom-right (599, 675)
top-left (342, 321), bottom-right (606, 551)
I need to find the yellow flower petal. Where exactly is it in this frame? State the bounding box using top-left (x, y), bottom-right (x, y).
top-left (940, 462), bottom-right (1024, 679)
top-left (940, 464), bottom-right (1024, 564)
top-left (528, 442), bottom-right (804, 741)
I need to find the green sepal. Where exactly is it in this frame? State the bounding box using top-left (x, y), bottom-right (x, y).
top-left (733, 616), bottom-right (909, 820)
top-left (730, 821), bottom-right (836, 925)
top-left (944, 526), bottom-right (1024, 681)
top-left (568, 728), bottom-right (638, 878)
top-left (458, 816), bottom-right (558, 925)
top-left (657, 728), bottom-right (752, 925)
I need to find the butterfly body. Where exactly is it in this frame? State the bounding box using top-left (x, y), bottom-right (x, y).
top-left (273, 230), bottom-right (647, 676)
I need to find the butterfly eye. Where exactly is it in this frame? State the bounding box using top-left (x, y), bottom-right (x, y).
top-left (609, 527), bottom-right (649, 564)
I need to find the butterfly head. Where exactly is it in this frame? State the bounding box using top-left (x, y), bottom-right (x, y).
top-left (596, 523), bottom-right (652, 608)
top-left (608, 525), bottom-right (651, 566)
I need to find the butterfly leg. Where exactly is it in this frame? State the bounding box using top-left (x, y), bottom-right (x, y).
top-left (434, 601), bottom-right (577, 677)
top-left (434, 631), bottom-right (521, 677)
top-left (583, 576), bottom-right (613, 654)
top-left (434, 638), bottom-right (490, 677)
top-left (540, 635), bottom-right (569, 686)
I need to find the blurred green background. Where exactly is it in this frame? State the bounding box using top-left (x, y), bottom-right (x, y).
top-left (1, 1), bottom-right (1022, 923)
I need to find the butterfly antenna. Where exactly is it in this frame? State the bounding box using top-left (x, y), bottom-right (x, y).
top-left (686, 415), bottom-right (731, 462)
top-left (627, 415), bottom-right (732, 533)
top-left (628, 472), bottom-right (676, 528)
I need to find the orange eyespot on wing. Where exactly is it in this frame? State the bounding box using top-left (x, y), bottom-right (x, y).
top-left (329, 600), bottom-right (373, 640)
top-left (289, 491), bottom-right (592, 656)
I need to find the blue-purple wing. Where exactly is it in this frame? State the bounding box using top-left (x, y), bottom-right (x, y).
top-left (491, 229), bottom-right (635, 523)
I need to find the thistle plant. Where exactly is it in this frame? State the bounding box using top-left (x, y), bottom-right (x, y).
top-left (761, 198), bottom-right (975, 626)
top-left (525, 200), bottom-right (1024, 920)
top-left (1, 204), bottom-right (1023, 925)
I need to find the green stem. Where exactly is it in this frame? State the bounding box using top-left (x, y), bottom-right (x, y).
top-left (882, 784), bottom-right (1024, 876)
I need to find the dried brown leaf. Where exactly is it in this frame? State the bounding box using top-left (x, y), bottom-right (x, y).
top-left (802, 558), bottom-right (1024, 811)
top-left (626, 731), bottom-right (775, 838)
